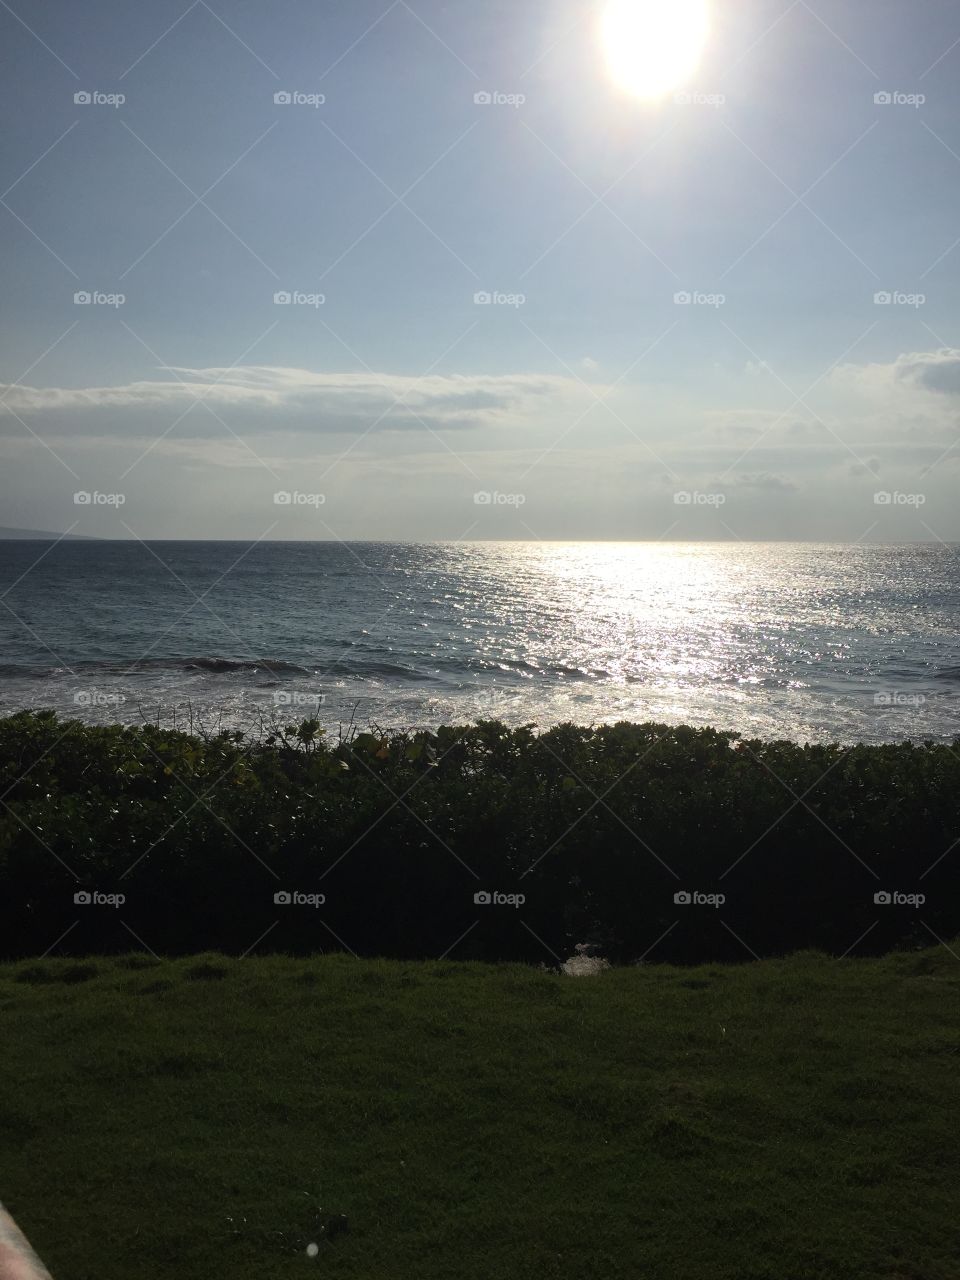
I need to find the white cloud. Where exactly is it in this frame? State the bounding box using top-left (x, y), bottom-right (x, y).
top-left (833, 347), bottom-right (960, 401)
top-left (0, 365), bottom-right (601, 436)
top-left (893, 348), bottom-right (960, 396)
top-left (725, 471), bottom-right (801, 493)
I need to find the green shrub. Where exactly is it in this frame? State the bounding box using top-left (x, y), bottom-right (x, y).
top-left (1, 710), bottom-right (957, 963)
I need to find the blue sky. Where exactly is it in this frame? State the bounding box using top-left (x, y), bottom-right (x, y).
top-left (2, 0), bottom-right (960, 540)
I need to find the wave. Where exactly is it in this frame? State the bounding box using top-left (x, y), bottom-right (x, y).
top-left (0, 655), bottom-right (450, 685)
top-left (0, 656), bottom-right (314, 679)
top-left (3, 651), bottom-right (958, 690)
top-left (180, 657), bottom-right (309, 675)
top-left (0, 652), bottom-right (597, 685)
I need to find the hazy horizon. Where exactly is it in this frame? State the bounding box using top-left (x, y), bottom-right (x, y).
top-left (4, 528), bottom-right (960, 546)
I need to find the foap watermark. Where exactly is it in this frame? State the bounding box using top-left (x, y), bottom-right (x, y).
top-left (273, 691), bottom-right (325, 707)
top-left (474, 290), bottom-right (526, 308)
top-left (274, 90), bottom-right (325, 107)
top-left (74, 90), bottom-right (125, 108)
top-left (874, 890), bottom-right (925, 906)
top-left (674, 490), bottom-right (726, 507)
top-left (874, 491), bottom-right (925, 506)
top-left (874, 290), bottom-right (925, 308)
top-left (674, 890), bottom-right (726, 908)
top-left (473, 90), bottom-right (525, 107)
top-left (274, 889), bottom-right (326, 907)
top-left (274, 490), bottom-right (325, 506)
top-left (74, 290), bottom-right (125, 307)
top-left (73, 690), bottom-right (126, 707)
top-left (674, 90), bottom-right (725, 108)
top-left (674, 290), bottom-right (725, 308)
top-left (474, 890), bottom-right (526, 908)
top-left (74, 889), bottom-right (126, 907)
top-left (74, 491), bottom-right (126, 506)
top-left (874, 691), bottom-right (926, 707)
top-left (874, 90), bottom-right (925, 108)
top-left (474, 490), bottom-right (525, 506)
top-left (274, 290), bottom-right (325, 307)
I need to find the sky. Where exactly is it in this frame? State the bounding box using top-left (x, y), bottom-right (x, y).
top-left (1, 0), bottom-right (959, 541)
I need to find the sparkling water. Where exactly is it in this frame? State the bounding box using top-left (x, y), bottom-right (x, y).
top-left (1, 540), bottom-right (957, 744)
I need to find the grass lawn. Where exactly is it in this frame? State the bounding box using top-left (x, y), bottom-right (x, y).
top-left (1, 946), bottom-right (959, 1280)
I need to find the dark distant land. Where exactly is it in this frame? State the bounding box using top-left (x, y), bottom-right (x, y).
top-left (0, 527), bottom-right (96, 540)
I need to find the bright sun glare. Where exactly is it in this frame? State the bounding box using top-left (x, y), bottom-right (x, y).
top-left (601, 0), bottom-right (710, 100)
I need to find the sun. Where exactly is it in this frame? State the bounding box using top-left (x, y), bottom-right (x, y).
top-left (601, 0), bottom-right (710, 100)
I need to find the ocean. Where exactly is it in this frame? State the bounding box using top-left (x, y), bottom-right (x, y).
top-left (0, 540), bottom-right (957, 744)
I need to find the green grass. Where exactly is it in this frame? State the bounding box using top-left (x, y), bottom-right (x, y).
top-left (2, 947), bottom-right (959, 1280)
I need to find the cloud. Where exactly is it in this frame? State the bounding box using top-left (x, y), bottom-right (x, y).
top-left (703, 410), bottom-right (827, 444)
top-left (833, 347), bottom-right (960, 401)
top-left (893, 348), bottom-right (960, 396)
top-left (725, 471), bottom-right (800, 493)
top-left (706, 411), bottom-right (763, 440)
top-left (0, 365), bottom-right (599, 436)
top-left (845, 457), bottom-right (881, 478)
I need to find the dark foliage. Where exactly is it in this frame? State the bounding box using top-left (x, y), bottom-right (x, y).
top-left (1, 710), bottom-right (956, 963)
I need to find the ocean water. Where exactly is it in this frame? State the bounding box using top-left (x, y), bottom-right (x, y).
top-left (0, 540), bottom-right (957, 744)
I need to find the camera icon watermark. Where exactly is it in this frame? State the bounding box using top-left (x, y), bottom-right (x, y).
top-left (473, 889), bottom-right (525, 908)
top-left (274, 889), bottom-right (326, 906)
top-left (874, 90), bottom-right (925, 108)
top-left (674, 290), bottom-right (725, 307)
top-left (873, 890), bottom-right (925, 906)
top-left (873, 491), bottom-right (925, 507)
top-left (674, 889), bottom-right (726, 907)
top-left (673, 90), bottom-right (725, 108)
top-left (873, 290), bottom-right (925, 308)
top-left (74, 90), bottom-right (125, 108)
top-left (273, 490), bottom-right (325, 506)
top-left (674, 490), bottom-right (726, 507)
top-left (873, 690), bottom-right (925, 707)
top-left (473, 290), bottom-right (526, 308)
top-left (473, 491), bottom-right (526, 506)
top-left (273, 290), bottom-right (325, 307)
top-left (473, 90), bottom-right (525, 107)
top-left (73, 690), bottom-right (126, 707)
top-left (273, 90), bottom-right (325, 107)
top-left (74, 290), bottom-right (125, 307)
top-left (74, 889), bottom-right (126, 907)
top-left (74, 491), bottom-right (126, 506)
top-left (273, 691), bottom-right (325, 706)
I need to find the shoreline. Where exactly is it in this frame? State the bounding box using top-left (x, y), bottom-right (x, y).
top-left (0, 701), bottom-right (955, 749)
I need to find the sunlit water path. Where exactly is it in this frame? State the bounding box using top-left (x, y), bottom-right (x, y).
top-left (1, 540), bottom-right (957, 743)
